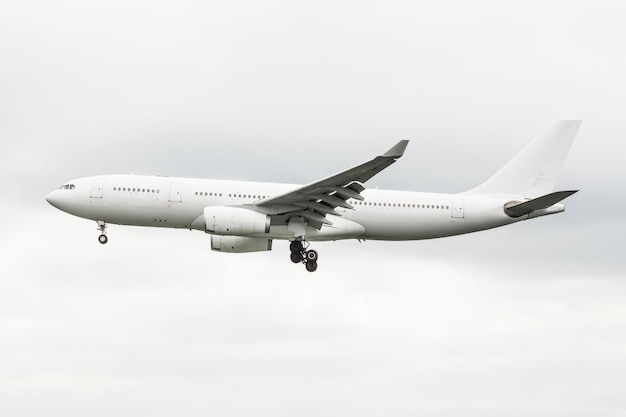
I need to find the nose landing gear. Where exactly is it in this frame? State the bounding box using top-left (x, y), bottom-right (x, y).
top-left (289, 240), bottom-right (318, 272)
top-left (97, 221), bottom-right (108, 244)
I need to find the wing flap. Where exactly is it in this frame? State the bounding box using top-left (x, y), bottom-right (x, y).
top-left (296, 200), bottom-right (340, 216)
top-left (310, 194), bottom-right (354, 209)
top-left (300, 210), bottom-right (333, 225)
top-left (333, 185), bottom-right (364, 201)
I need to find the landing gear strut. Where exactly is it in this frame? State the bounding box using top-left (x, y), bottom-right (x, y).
top-left (289, 240), bottom-right (318, 272)
top-left (97, 221), bottom-right (108, 244)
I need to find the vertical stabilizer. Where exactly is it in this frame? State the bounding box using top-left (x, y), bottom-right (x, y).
top-left (463, 120), bottom-right (581, 198)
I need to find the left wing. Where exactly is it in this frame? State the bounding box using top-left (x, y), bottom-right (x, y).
top-left (255, 140), bottom-right (409, 229)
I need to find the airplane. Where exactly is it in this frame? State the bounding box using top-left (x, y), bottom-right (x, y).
top-left (46, 120), bottom-right (581, 272)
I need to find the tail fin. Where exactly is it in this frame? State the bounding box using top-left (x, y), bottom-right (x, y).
top-left (464, 120), bottom-right (581, 198)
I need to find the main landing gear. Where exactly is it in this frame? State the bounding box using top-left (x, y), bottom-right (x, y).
top-left (290, 240), bottom-right (318, 272)
top-left (97, 220), bottom-right (108, 244)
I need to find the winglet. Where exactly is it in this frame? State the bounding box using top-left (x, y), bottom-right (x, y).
top-left (382, 140), bottom-right (409, 158)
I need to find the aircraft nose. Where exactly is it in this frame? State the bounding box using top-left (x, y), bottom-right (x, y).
top-left (46, 190), bottom-right (62, 209)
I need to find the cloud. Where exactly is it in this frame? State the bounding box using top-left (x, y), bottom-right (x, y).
top-left (2, 202), bottom-right (625, 416)
top-left (1, 1), bottom-right (625, 416)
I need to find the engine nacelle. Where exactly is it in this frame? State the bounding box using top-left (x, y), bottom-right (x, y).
top-left (210, 235), bottom-right (273, 253)
top-left (204, 206), bottom-right (270, 236)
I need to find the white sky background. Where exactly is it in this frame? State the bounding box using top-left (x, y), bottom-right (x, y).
top-left (1, 1), bottom-right (625, 416)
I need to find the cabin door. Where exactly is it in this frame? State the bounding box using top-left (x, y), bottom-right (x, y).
top-left (452, 199), bottom-right (464, 218)
top-left (169, 182), bottom-right (183, 202)
top-left (90, 179), bottom-right (104, 198)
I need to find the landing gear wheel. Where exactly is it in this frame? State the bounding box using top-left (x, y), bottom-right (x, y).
top-left (288, 240), bottom-right (318, 272)
top-left (290, 240), bottom-right (304, 253)
top-left (305, 250), bottom-right (318, 263)
top-left (305, 261), bottom-right (318, 272)
top-left (290, 252), bottom-right (303, 263)
top-left (96, 221), bottom-right (108, 245)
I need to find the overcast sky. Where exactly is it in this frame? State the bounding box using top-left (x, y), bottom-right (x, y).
top-left (1, 1), bottom-right (625, 416)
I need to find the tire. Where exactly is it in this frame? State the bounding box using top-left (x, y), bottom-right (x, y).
top-left (290, 241), bottom-right (303, 253)
top-left (98, 234), bottom-right (108, 244)
top-left (305, 250), bottom-right (318, 262)
top-left (305, 261), bottom-right (318, 272)
top-left (290, 252), bottom-right (303, 263)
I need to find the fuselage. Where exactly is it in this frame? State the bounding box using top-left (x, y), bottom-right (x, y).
top-left (45, 174), bottom-right (539, 242)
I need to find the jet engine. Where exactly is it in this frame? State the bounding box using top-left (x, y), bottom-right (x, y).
top-left (210, 235), bottom-right (273, 253)
top-left (204, 206), bottom-right (270, 236)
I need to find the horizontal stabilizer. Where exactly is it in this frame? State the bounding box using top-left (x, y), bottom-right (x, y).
top-left (505, 190), bottom-right (578, 218)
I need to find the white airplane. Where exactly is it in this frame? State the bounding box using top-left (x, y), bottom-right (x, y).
top-left (46, 121), bottom-right (581, 272)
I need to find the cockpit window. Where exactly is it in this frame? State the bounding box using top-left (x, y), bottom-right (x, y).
top-left (59, 184), bottom-right (75, 190)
